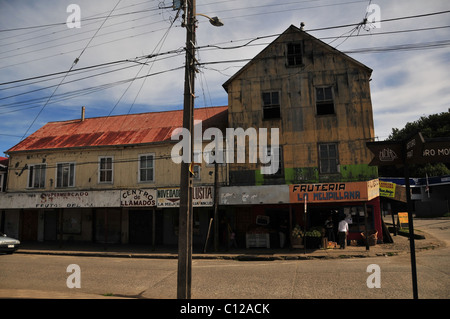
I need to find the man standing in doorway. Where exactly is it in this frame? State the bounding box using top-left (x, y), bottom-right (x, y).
top-left (338, 218), bottom-right (349, 249)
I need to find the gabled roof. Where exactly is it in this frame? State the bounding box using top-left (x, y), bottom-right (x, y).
top-left (223, 24), bottom-right (372, 92)
top-left (7, 106), bottom-right (228, 153)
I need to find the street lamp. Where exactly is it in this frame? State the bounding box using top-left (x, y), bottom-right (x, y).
top-left (197, 13), bottom-right (224, 27)
top-left (177, 0), bottom-right (223, 300)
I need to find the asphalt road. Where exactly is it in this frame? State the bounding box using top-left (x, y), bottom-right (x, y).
top-left (0, 218), bottom-right (449, 300)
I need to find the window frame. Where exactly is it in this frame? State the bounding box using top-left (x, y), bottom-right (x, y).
top-left (318, 143), bottom-right (339, 174)
top-left (315, 86), bottom-right (335, 116)
top-left (138, 153), bottom-right (155, 183)
top-left (27, 163), bottom-right (46, 189)
top-left (98, 156), bottom-right (114, 184)
top-left (286, 42), bottom-right (303, 67)
top-left (262, 91), bottom-right (281, 120)
top-left (56, 162), bottom-right (76, 188)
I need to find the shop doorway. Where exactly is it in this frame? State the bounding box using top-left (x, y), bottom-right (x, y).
top-left (128, 210), bottom-right (162, 244)
top-left (265, 208), bottom-right (290, 248)
top-left (21, 210), bottom-right (38, 241)
top-left (44, 210), bottom-right (58, 241)
top-left (94, 208), bottom-right (121, 244)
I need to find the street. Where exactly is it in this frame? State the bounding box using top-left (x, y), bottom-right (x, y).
top-left (0, 218), bottom-right (449, 300)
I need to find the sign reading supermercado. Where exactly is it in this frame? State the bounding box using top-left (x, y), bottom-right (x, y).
top-left (0, 190), bottom-right (121, 209)
top-left (289, 179), bottom-right (379, 203)
top-left (157, 186), bottom-right (214, 207)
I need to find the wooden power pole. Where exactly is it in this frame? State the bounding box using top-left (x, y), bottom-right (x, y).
top-left (177, 0), bottom-right (196, 300)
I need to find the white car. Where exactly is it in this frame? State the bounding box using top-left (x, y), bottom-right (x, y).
top-left (0, 232), bottom-right (20, 254)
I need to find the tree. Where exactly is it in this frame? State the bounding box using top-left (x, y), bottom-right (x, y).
top-left (379, 112), bottom-right (450, 177)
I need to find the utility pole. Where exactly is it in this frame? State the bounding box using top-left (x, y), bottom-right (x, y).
top-left (177, 0), bottom-right (196, 300)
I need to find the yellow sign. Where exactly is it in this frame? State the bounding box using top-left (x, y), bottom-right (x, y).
top-left (398, 212), bottom-right (409, 228)
top-left (380, 181), bottom-right (396, 198)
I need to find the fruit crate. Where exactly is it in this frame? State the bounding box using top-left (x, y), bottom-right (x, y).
top-left (246, 233), bottom-right (270, 248)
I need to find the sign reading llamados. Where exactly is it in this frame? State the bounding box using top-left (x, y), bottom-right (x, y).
top-left (289, 179), bottom-right (379, 203)
top-left (120, 189), bottom-right (156, 207)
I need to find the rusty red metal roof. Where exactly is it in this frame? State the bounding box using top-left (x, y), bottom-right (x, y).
top-left (7, 106), bottom-right (228, 153)
top-left (0, 156), bottom-right (8, 167)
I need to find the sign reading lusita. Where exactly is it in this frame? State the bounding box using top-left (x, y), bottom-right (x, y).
top-left (289, 179), bottom-right (379, 203)
top-left (157, 186), bottom-right (214, 207)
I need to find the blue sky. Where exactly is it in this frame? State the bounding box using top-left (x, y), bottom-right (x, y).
top-left (1, 0), bottom-right (449, 156)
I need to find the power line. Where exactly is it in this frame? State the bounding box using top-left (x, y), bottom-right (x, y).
top-left (0, 66), bottom-right (184, 115)
top-left (0, 6), bottom-right (162, 33)
top-left (19, 0), bottom-right (124, 141)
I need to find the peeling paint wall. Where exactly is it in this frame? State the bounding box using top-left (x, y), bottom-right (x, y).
top-left (226, 27), bottom-right (376, 186)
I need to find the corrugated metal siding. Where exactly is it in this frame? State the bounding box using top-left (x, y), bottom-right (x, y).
top-left (7, 106), bottom-right (228, 152)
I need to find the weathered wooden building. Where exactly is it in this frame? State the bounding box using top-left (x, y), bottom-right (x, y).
top-left (220, 25), bottom-right (381, 248)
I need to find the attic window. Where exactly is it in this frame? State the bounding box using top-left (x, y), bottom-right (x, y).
top-left (262, 91), bottom-right (281, 119)
top-left (315, 86), bottom-right (335, 115)
top-left (286, 42), bottom-right (303, 66)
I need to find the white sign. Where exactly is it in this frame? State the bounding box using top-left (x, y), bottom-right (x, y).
top-left (120, 189), bottom-right (156, 207)
top-left (157, 186), bottom-right (214, 207)
top-left (0, 190), bottom-right (121, 209)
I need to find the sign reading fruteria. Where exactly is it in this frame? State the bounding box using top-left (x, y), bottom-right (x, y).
top-left (157, 186), bottom-right (214, 207)
top-left (289, 179), bottom-right (379, 203)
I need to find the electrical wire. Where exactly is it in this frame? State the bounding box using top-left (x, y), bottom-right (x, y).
top-left (18, 0), bottom-right (124, 141)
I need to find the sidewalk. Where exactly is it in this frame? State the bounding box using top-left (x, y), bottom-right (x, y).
top-left (14, 226), bottom-right (444, 261)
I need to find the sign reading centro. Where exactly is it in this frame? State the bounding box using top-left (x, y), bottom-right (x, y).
top-left (289, 179), bottom-right (379, 203)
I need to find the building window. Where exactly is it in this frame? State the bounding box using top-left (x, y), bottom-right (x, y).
top-left (286, 42), bottom-right (303, 66)
top-left (316, 86), bottom-right (335, 115)
top-left (319, 143), bottom-right (339, 174)
top-left (0, 173), bottom-right (4, 192)
top-left (99, 157), bottom-right (113, 184)
top-left (56, 163), bottom-right (75, 188)
top-left (139, 154), bottom-right (154, 183)
top-left (28, 164), bottom-right (46, 189)
top-left (262, 91), bottom-right (280, 119)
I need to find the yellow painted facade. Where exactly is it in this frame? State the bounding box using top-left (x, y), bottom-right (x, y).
top-left (6, 143), bottom-right (227, 192)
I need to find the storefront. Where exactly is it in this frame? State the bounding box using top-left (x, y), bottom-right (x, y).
top-left (289, 179), bottom-right (382, 246)
top-left (0, 186), bottom-right (217, 248)
top-left (217, 181), bottom-right (381, 249)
